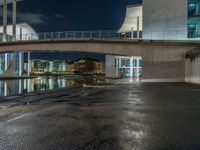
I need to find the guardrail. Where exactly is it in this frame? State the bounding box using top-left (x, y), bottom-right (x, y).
top-left (1, 29), bottom-right (200, 42)
top-left (3, 30), bottom-right (138, 42)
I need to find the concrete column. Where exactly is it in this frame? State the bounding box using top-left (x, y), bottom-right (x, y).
top-left (4, 81), bottom-right (7, 96)
top-left (115, 57), bottom-right (118, 77)
top-left (19, 52), bottom-right (22, 76)
top-left (131, 27), bottom-right (134, 39)
top-left (130, 57), bottom-right (133, 78)
top-left (10, 53), bottom-right (14, 75)
top-left (4, 53), bottom-right (8, 72)
top-left (20, 28), bottom-right (22, 40)
top-left (3, 0), bottom-right (7, 42)
top-left (27, 52), bottom-right (31, 76)
top-left (137, 17), bottom-right (140, 38)
top-left (18, 79), bottom-right (22, 94)
top-left (136, 57), bottom-right (140, 80)
top-left (27, 79), bottom-right (32, 92)
top-left (12, 0), bottom-right (17, 41)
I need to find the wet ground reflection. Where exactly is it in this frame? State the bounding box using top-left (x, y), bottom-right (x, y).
top-left (1, 83), bottom-right (200, 149)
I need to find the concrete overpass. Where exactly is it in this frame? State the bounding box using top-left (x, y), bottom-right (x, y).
top-left (0, 38), bottom-right (199, 82)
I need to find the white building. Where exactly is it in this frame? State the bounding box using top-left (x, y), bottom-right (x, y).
top-left (0, 23), bottom-right (38, 76)
top-left (118, 4), bottom-right (143, 33)
top-left (106, 0), bottom-right (200, 79)
top-left (118, 0), bottom-right (200, 40)
top-left (0, 23), bottom-right (38, 41)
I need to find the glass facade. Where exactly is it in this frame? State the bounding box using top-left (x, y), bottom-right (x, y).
top-left (0, 52), bottom-right (24, 76)
top-left (188, 0), bottom-right (200, 38)
top-left (115, 56), bottom-right (142, 80)
top-left (14, 52), bottom-right (24, 75)
top-left (0, 54), bottom-right (5, 74)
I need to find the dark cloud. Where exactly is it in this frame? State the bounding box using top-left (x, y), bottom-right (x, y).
top-left (0, 7), bottom-right (48, 25)
top-left (53, 14), bottom-right (65, 19)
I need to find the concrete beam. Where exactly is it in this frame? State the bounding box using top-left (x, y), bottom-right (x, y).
top-left (0, 39), bottom-right (194, 82)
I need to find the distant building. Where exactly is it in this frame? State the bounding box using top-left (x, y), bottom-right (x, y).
top-left (106, 55), bottom-right (142, 79)
top-left (68, 58), bottom-right (105, 74)
top-left (30, 58), bottom-right (104, 75)
top-left (66, 61), bottom-right (75, 73)
top-left (31, 59), bottom-right (67, 74)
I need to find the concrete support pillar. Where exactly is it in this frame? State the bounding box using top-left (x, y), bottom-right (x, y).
top-left (115, 58), bottom-right (118, 77)
top-left (12, 0), bottom-right (17, 41)
top-left (131, 27), bottom-right (134, 39)
top-left (20, 28), bottom-right (22, 40)
top-left (19, 52), bottom-right (22, 76)
top-left (136, 57), bottom-right (140, 80)
top-left (27, 52), bottom-right (31, 76)
top-left (3, 0), bottom-right (7, 42)
top-left (137, 17), bottom-right (140, 38)
top-left (18, 79), bottom-right (22, 94)
top-left (4, 53), bottom-right (8, 71)
top-left (4, 81), bottom-right (7, 96)
top-left (130, 57), bottom-right (133, 78)
top-left (10, 53), bottom-right (14, 75)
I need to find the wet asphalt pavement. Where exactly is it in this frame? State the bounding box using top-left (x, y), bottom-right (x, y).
top-left (0, 82), bottom-right (200, 150)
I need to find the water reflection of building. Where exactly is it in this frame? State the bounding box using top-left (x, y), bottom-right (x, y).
top-left (67, 58), bottom-right (105, 74)
top-left (0, 77), bottom-right (77, 97)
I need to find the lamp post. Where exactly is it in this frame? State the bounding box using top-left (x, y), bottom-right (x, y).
top-left (13, 0), bottom-right (17, 41)
top-left (137, 16), bottom-right (140, 38)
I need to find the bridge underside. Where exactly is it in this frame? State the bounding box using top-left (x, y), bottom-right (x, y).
top-left (0, 39), bottom-right (197, 82)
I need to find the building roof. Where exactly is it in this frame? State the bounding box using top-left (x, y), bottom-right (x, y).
top-left (0, 23), bottom-right (36, 35)
top-left (75, 58), bottom-right (101, 62)
top-left (0, 23), bottom-right (38, 40)
top-left (68, 58), bottom-right (101, 64)
top-left (118, 5), bottom-right (143, 33)
top-left (0, 0), bottom-right (22, 5)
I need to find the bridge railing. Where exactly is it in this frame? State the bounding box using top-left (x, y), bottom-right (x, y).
top-left (36, 30), bottom-right (135, 40)
top-left (1, 29), bottom-right (200, 42)
top-left (9, 30), bottom-right (138, 42)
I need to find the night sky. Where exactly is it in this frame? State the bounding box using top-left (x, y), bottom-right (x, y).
top-left (8, 0), bottom-right (142, 61)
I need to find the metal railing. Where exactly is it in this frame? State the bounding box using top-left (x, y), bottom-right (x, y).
top-left (8, 30), bottom-right (136, 42)
top-left (0, 30), bottom-right (142, 42)
top-left (0, 29), bottom-right (200, 43)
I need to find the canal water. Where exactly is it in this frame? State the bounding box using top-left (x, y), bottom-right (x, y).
top-left (0, 76), bottom-right (102, 97)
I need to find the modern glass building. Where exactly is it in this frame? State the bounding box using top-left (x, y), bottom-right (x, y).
top-left (188, 0), bottom-right (200, 38)
top-left (106, 55), bottom-right (142, 80)
top-left (0, 23), bottom-right (38, 76)
top-left (115, 56), bottom-right (142, 79)
top-left (0, 52), bottom-right (23, 76)
top-left (119, 0), bottom-right (200, 40)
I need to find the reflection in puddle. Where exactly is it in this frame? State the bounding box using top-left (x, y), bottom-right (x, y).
top-left (0, 76), bottom-right (100, 97)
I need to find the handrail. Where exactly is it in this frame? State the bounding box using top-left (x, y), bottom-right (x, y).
top-left (0, 29), bottom-right (200, 42)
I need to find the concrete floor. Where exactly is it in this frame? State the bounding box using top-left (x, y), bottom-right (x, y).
top-left (0, 83), bottom-right (200, 150)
